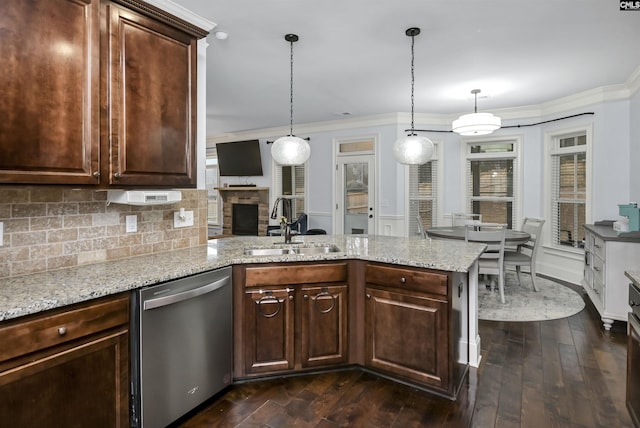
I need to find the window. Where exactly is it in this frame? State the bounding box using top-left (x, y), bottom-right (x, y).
top-left (408, 156), bottom-right (438, 237)
top-left (465, 141), bottom-right (519, 229)
top-left (272, 163), bottom-right (307, 222)
top-left (205, 147), bottom-right (220, 225)
top-left (550, 133), bottom-right (587, 249)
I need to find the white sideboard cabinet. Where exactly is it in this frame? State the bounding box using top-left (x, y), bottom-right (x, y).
top-left (583, 224), bottom-right (640, 330)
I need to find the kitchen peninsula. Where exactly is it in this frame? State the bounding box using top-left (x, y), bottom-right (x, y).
top-left (0, 235), bottom-right (485, 423)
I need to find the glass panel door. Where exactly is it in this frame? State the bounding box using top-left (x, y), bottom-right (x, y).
top-left (336, 155), bottom-right (375, 234)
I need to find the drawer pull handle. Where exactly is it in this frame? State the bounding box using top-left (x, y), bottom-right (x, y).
top-left (400, 277), bottom-right (406, 284)
top-left (58, 327), bottom-right (67, 336)
top-left (366, 293), bottom-right (371, 299)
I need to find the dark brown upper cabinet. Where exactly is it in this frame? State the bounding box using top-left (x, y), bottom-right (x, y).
top-left (0, 0), bottom-right (208, 187)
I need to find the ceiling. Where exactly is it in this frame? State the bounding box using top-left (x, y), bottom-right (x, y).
top-left (171, 0), bottom-right (640, 137)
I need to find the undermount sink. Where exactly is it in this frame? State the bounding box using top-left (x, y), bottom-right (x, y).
top-left (244, 244), bottom-right (341, 257)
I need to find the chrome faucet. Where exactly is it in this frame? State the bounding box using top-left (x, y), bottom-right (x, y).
top-left (270, 198), bottom-right (293, 243)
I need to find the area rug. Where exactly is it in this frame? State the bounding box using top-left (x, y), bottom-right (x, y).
top-left (478, 271), bottom-right (585, 322)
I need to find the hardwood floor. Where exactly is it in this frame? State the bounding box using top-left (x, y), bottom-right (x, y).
top-left (174, 282), bottom-right (632, 428)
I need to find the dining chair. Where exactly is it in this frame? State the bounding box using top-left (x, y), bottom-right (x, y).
top-left (452, 213), bottom-right (482, 227)
top-left (416, 215), bottom-right (427, 238)
top-left (465, 223), bottom-right (507, 303)
top-left (504, 217), bottom-right (545, 291)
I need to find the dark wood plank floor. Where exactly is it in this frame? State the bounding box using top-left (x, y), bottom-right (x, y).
top-left (174, 281), bottom-right (632, 428)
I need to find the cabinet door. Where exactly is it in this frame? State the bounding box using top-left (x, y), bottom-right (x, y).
top-left (365, 287), bottom-right (449, 390)
top-left (0, 329), bottom-right (129, 427)
top-left (103, 3), bottom-right (197, 187)
top-left (244, 288), bottom-right (295, 374)
top-left (0, 0), bottom-right (100, 184)
top-left (300, 284), bottom-right (348, 368)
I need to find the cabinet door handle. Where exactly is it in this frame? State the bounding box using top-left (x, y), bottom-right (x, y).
top-left (313, 289), bottom-right (336, 314)
top-left (92, 171), bottom-right (100, 178)
top-left (58, 327), bottom-right (67, 336)
top-left (256, 293), bottom-right (282, 318)
top-left (366, 293), bottom-right (371, 299)
top-left (114, 172), bottom-right (121, 178)
top-left (593, 266), bottom-right (601, 272)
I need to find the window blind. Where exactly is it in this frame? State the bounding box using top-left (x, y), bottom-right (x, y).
top-left (273, 164), bottom-right (306, 221)
top-left (465, 142), bottom-right (517, 228)
top-left (550, 147), bottom-right (586, 248)
top-left (408, 161), bottom-right (437, 237)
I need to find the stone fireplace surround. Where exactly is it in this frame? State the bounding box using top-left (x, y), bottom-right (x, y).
top-left (216, 187), bottom-right (270, 236)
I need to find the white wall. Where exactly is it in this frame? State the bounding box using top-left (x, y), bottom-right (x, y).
top-left (630, 88), bottom-right (640, 203)
top-left (208, 85), bottom-right (638, 283)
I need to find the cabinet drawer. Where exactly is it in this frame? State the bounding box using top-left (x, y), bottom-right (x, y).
top-left (365, 263), bottom-right (449, 296)
top-left (592, 275), bottom-right (605, 305)
top-left (592, 235), bottom-right (605, 260)
top-left (0, 295), bottom-right (129, 364)
top-left (245, 263), bottom-right (348, 287)
top-left (592, 255), bottom-right (605, 285)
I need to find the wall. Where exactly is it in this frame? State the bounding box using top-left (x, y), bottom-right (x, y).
top-left (0, 188), bottom-right (208, 279)
top-left (631, 87), bottom-right (640, 203)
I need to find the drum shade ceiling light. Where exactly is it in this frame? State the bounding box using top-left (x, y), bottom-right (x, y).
top-left (271, 34), bottom-right (310, 165)
top-left (393, 28), bottom-right (434, 165)
top-left (452, 89), bottom-right (501, 136)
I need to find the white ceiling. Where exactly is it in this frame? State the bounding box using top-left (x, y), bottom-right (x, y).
top-left (171, 0), bottom-right (640, 136)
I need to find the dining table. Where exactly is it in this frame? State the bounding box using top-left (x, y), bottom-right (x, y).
top-left (426, 226), bottom-right (531, 245)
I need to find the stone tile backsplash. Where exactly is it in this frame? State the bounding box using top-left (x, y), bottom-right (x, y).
top-left (0, 188), bottom-right (208, 279)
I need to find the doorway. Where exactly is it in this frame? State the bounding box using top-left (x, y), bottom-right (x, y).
top-left (335, 137), bottom-right (376, 235)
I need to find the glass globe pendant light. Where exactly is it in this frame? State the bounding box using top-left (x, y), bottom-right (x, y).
top-left (452, 89), bottom-right (501, 136)
top-left (393, 27), bottom-right (434, 165)
top-left (271, 34), bottom-right (310, 165)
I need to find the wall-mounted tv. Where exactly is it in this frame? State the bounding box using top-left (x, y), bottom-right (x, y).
top-left (216, 140), bottom-right (263, 177)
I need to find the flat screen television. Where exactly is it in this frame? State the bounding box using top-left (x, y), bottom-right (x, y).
top-left (216, 140), bottom-right (263, 177)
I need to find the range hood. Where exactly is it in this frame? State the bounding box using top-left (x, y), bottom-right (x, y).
top-left (106, 190), bottom-right (182, 206)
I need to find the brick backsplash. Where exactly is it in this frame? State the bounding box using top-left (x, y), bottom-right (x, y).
top-left (0, 188), bottom-right (208, 279)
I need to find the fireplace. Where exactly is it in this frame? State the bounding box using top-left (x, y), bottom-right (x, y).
top-left (216, 187), bottom-right (270, 236)
top-left (232, 204), bottom-right (259, 235)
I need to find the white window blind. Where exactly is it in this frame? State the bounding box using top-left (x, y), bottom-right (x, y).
top-left (408, 161), bottom-right (437, 237)
top-left (465, 142), bottom-right (517, 228)
top-left (272, 164), bottom-right (306, 222)
top-left (550, 134), bottom-right (586, 248)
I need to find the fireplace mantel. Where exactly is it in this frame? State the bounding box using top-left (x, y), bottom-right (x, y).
top-left (216, 187), bottom-right (270, 236)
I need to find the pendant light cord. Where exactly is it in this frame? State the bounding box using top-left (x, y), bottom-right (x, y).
top-left (289, 38), bottom-right (294, 136)
top-left (410, 32), bottom-right (416, 135)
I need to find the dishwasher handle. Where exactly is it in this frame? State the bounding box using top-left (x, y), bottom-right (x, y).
top-left (143, 276), bottom-right (230, 311)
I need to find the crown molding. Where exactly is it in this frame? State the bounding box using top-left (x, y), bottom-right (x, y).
top-left (136, 0), bottom-right (216, 34)
top-left (208, 72), bottom-right (640, 144)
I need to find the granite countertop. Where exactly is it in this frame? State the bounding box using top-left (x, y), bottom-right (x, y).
top-left (626, 271), bottom-right (640, 287)
top-left (584, 224), bottom-right (640, 242)
top-left (0, 234), bottom-right (485, 322)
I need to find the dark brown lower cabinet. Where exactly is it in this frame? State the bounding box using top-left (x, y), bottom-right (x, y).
top-left (365, 287), bottom-right (448, 389)
top-left (243, 287), bottom-right (295, 374)
top-left (234, 260), bottom-right (464, 399)
top-left (235, 262), bottom-right (349, 378)
top-left (364, 262), bottom-right (459, 397)
top-left (0, 294), bottom-right (129, 427)
top-left (300, 284), bottom-right (348, 368)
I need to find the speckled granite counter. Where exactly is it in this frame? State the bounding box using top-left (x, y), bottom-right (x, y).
top-left (0, 234), bottom-right (485, 322)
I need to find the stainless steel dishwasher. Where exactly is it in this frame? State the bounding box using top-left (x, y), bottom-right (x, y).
top-left (130, 267), bottom-right (232, 428)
